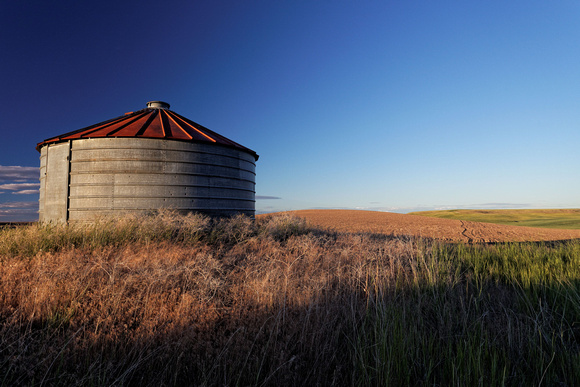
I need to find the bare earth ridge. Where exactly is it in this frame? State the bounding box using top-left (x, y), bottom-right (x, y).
top-left (265, 209), bottom-right (580, 243)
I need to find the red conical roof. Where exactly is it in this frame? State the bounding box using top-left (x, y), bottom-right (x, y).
top-left (36, 101), bottom-right (258, 160)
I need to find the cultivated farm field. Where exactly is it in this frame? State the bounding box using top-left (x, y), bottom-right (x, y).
top-left (1, 211), bottom-right (580, 385)
top-left (278, 209), bottom-right (580, 243)
top-left (410, 208), bottom-right (580, 230)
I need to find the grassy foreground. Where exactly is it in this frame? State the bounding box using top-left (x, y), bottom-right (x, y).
top-left (1, 212), bottom-right (580, 386)
top-left (410, 208), bottom-right (580, 229)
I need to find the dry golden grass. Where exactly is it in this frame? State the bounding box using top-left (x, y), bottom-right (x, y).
top-left (2, 212), bottom-right (580, 385)
top-left (1, 213), bottom-right (398, 385)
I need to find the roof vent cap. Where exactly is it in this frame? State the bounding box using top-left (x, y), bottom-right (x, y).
top-left (147, 101), bottom-right (170, 109)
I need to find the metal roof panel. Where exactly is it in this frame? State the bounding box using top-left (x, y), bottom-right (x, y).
top-left (36, 102), bottom-right (259, 160)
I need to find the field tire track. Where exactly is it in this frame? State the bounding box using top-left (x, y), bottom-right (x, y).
top-left (460, 220), bottom-right (473, 244)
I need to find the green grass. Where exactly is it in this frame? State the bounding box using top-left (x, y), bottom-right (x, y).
top-left (409, 208), bottom-right (580, 229)
top-left (355, 240), bottom-right (580, 386)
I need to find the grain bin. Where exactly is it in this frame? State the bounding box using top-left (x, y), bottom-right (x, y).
top-left (37, 101), bottom-right (259, 222)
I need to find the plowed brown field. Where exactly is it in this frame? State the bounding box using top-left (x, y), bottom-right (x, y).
top-left (262, 209), bottom-right (580, 243)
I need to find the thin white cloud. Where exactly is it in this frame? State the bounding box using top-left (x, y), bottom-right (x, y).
top-left (317, 203), bottom-right (536, 214)
top-left (13, 190), bottom-right (40, 195)
top-left (0, 166), bottom-right (39, 183)
top-left (385, 203), bottom-right (533, 213)
top-left (0, 183), bottom-right (40, 191)
top-left (256, 195), bottom-right (281, 200)
top-left (476, 203), bottom-right (529, 209)
top-left (0, 201), bottom-right (38, 209)
top-left (0, 201), bottom-right (38, 222)
top-left (0, 208), bottom-right (37, 214)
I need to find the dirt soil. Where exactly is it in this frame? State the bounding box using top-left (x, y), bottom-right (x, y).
top-left (265, 209), bottom-right (580, 243)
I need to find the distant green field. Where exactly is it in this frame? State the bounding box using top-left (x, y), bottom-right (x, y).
top-left (409, 209), bottom-right (580, 230)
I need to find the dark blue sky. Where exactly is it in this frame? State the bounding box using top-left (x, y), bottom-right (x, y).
top-left (1, 1), bottom-right (579, 221)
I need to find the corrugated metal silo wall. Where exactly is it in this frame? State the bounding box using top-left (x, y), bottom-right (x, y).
top-left (39, 138), bottom-right (256, 222)
top-left (39, 142), bottom-right (71, 223)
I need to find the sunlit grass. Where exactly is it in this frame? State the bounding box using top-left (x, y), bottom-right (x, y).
top-left (1, 212), bottom-right (580, 385)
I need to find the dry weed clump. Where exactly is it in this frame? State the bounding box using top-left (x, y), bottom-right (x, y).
top-left (0, 213), bottom-right (359, 385)
top-left (1, 213), bottom-right (580, 385)
top-left (0, 210), bottom-right (212, 258)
